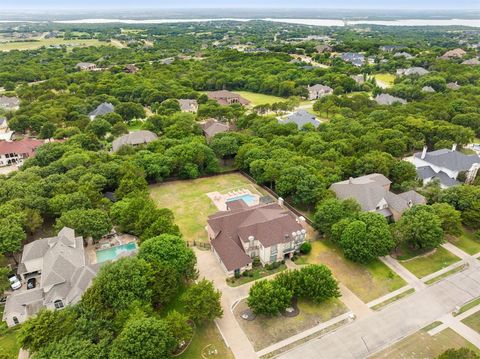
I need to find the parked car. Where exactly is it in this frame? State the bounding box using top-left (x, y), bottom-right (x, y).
top-left (8, 275), bottom-right (21, 290)
top-left (27, 277), bottom-right (36, 290)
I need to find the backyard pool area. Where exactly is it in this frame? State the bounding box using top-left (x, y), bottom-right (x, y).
top-left (96, 242), bottom-right (137, 263)
top-left (226, 194), bottom-right (258, 206)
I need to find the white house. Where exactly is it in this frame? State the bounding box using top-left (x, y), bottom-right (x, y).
top-left (307, 84), bottom-right (333, 100)
top-left (413, 145), bottom-right (480, 188)
top-left (3, 228), bottom-right (100, 327)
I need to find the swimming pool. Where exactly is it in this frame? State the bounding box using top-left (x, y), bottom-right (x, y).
top-left (226, 194), bottom-right (257, 206)
top-left (96, 242), bottom-right (137, 263)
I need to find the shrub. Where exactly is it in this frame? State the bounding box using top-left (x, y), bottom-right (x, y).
top-left (300, 242), bottom-right (312, 254)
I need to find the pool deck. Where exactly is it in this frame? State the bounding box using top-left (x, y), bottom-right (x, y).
top-left (207, 188), bottom-right (260, 211)
top-left (85, 233), bottom-right (138, 264)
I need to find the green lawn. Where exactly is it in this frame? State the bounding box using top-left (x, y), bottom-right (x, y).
top-left (232, 91), bottom-right (288, 106)
top-left (371, 327), bottom-right (480, 358)
top-left (373, 73), bottom-right (395, 86)
top-left (0, 307), bottom-right (21, 359)
top-left (127, 120), bottom-right (145, 131)
top-left (296, 240), bottom-right (406, 303)
top-left (462, 311), bottom-right (480, 334)
top-left (0, 38), bottom-right (109, 51)
top-left (149, 173), bottom-right (267, 243)
top-left (234, 297), bottom-right (347, 351)
top-left (399, 247), bottom-right (461, 279)
top-left (448, 228), bottom-right (480, 255)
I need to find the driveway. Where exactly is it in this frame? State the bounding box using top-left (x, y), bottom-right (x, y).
top-left (279, 267), bottom-right (480, 359)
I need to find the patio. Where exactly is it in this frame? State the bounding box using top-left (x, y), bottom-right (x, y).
top-left (207, 187), bottom-right (261, 211)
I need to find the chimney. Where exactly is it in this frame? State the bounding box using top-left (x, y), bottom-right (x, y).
top-left (452, 143), bottom-right (457, 151)
top-left (278, 197), bottom-right (284, 207)
top-left (349, 177), bottom-right (354, 184)
top-left (421, 146), bottom-right (428, 160)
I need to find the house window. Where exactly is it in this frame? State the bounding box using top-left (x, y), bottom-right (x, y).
top-left (13, 316), bottom-right (19, 325)
top-left (270, 255), bottom-right (277, 263)
top-left (271, 245), bottom-right (278, 255)
top-left (54, 300), bottom-right (64, 309)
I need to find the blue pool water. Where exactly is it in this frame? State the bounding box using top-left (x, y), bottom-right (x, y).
top-left (226, 194), bottom-right (257, 206)
top-left (96, 242), bottom-right (137, 263)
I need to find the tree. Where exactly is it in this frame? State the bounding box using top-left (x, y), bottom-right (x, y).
top-left (0, 221), bottom-right (25, 256)
top-left (394, 205), bottom-right (444, 250)
top-left (115, 102), bottom-right (146, 122)
top-left (438, 348), bottom-right (479, 359)
top-left (18, 308), bottom-right (77, 353)
top-left (85, 118), bottom-right (112, 138)
top-left (139, 234), bottom-right (197, 280)
top-left (165, 310), bottom-right (193, 349)
top-left (313, 198), bottom-right (360, 236)
top-left (87, 257), bottom-right (153, 311)
top-left (150, 263), bottom-right (181, 307)
top-left (432, 203), bottom-right (462, 236)
top-left (247, 279), bottom-right (292, 316)
top-left (0, 266), bottom-right (10, 293)
top-left (55, 209), bottom-right (111, 240)
top-left (299, 242), bottom-right (312, 254)
top-left (33, 336), bottom-right (102, 359)
top-left (110, 317), bottom-right (175, 359)
top-left (294, 265), bottom-right (340, 302)
top-left (340, 212), bottom-right (395, 263)
top-left (181, 279), bottom-right (223, 322)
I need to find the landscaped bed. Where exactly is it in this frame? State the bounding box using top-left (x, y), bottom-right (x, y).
top-left (149, 173), bottom-right (267, 243)
top-left (233, 297), bottom-right (347, 351)
top-left (0, 307), bottom-right (21, 359)
top-left (371, 327), bottom-right (480, 358)
top-left (226, 262), bottom-right (287, 287)
top-left (296, 240), bottom-right (406, 303)
top-left (397, 247), bottom-right (460, 279)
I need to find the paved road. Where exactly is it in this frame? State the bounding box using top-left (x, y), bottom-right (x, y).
top-left (279, 266), bottom-right (480, 359)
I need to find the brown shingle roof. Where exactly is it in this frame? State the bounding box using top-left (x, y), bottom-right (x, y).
top-left (207, 90), bottom-right (250, 106)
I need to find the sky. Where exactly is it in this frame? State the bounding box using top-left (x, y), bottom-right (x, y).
top-left (0, 0), bottom-right (479, 10)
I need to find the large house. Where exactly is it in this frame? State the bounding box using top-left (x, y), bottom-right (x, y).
top-left (0, 138), bottom-right (45, 167)
top-left (201, 119), bottom-right (230, 140)
top-left (339, 52), bottom-right (365, 67)
top-left (440, 48), bottom-right (467, 59)
top-left (112, 130), bottom-right (158, 152)
top-left (207, 199), bottom-right (307, 276)
top-left (88, 102), bottom-right (115, 120)
top-left (462, 58), bottom-right (480, 66)
top-left (75, 62), bottom-right (97, 71)
top-left (396, 67), bottom-right (429, 76)
top-left (380, 45), bottom-right (406, 52)
top-left (375, 94), bottom-right (407, 106)
top-left (330, 173), bottom-right (426, 221)
top-left (307, 84), bottom-right (333, 100)
top-left (3, 227), bottom-right (100, 327)
top-left (279, 110), bottom-right (320, 129)
top-left (413, 145), bottom-right (480, 188)
top-left (178, 99), bottom-right (198, 113)
top-left (207, 90), bottom-right (250, 106)
top-left (0, 96), bottom-right (20, 111)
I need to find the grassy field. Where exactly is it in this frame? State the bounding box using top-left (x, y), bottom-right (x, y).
top-left (234, 297), bottom-right (347, 351)
top-left (232, 91), bottom-right (288, 106)
top-left (372, 327), bottom-right (479, 358)
top-left (448, 228), bottom-right (480, 255)
top-left (0, 38), bottom-right (110, 51)
top-left (462, 311), bottom-right (480, 334)
top-left (149, 173), bottom-right (267, 243)
top-left (296, 240), bottom-right (406, 303)
top-left (0, 307), bottom-right (21, 359)
top-left (399, 247), bottom-right (460, 279)
top-left (373, 73), bottom-right (396, 86)
top-left (455, 297), bottom-right (480, 317)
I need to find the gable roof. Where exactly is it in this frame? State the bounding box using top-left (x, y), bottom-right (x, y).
top-left (207, 90), bottom-right (250, 106)
top-left (0, 138), bottom-right (44, 157)
top-left (414, 148), bottom-right (480, 172)
top-left (422, 86), bottom-right (436, 93)
top-left (375, 94), bottom-right (407, 105)
top-left (462, 58), bottom-right (480, 65)
top-left (89, 102), bottom-right (114, 118)
top-left (201, 120), bottom-right (230, 139)
top-left (397, 67), bottom-right (429, 76)
top-left (441, 48), bottom-right (467, 59)
top-left (112, 130), bottom-right (158, 152)
top-left (0, 96), bottom-right (20, 108)
top-left (208, 203), bottom-right (303, 271)
top-left (330, 173), bottom-right (425, 215)
top-left (308, 84), bottom-right (333, 93)
top-left (280, 110), bottom-right (320, 128)
top-left (178, 99), bottom-right (198, 111)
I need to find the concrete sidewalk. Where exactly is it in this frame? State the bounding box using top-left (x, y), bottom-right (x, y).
top-left (380, 255), bottom-right (425, 291)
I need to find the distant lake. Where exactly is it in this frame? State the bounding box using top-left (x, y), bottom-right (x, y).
top-left (53, 18), bottom-right (480, 27)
